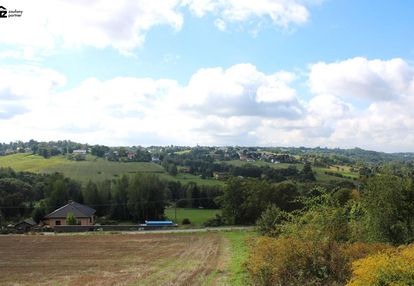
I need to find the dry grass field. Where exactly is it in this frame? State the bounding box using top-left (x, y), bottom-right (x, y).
top-left (0, 233), bottom-right (231, 286)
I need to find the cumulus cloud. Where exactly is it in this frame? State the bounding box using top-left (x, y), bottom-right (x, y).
top-left (307, 94), bottom-right (351, 119)
top-left (182, 64), bottom-right (303, 118)
top-left (329, 95), bottom-right (414, 151)
top-left (245, 57), bottom-right (414, 151)
top-left (0, 65), bottom-right (65, 121)
top-left (0, 0), bottom-right (321, 57)
top-left (2, 58), bottom-right (414, 151)
top-left (183, 0), bottom-right (314, 29)
top-left (0, 0), bottom-right (184, 55)
top-left (309, 57), bottom-right (414, 101)
top-left (0, 63), bottom-right (304, 146)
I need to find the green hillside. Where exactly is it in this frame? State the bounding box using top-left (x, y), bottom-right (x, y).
top-left (0, 153), bottom-right (223, 186)
top-left (225, 159), bottom-right (358, 182)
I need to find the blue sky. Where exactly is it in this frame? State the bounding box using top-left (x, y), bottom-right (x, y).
top-left (0, 0), bottom-right (414, 151)
top-left (20, 0), bottom-right (414, 85)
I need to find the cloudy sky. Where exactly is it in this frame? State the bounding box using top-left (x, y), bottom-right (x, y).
top-left (0, 0), bottom-right (414, 151)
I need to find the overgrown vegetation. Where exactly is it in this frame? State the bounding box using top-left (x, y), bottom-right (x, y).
top-left (246, 174), bottom-right (414, 285)
top-left (347, 244), bottom-right (414, 285)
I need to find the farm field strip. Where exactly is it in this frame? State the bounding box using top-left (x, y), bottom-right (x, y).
top-left (0, 232), bottom-right (236, 286)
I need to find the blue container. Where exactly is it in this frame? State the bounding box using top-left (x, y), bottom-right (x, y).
top-left (145, 220), bottom-right (174, 226)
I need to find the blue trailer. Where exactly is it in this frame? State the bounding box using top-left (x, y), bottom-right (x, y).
top-left (138, 220), bottom-right (178, 230)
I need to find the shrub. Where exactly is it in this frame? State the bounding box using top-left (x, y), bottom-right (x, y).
top-left (181, 218), bottom-right (191, 225)
top-left (256, 204), bottom-right (287, 237)
top-left (347, 243), bottom-right (414, 286)
top-left (66, 212), bottom-right (78, 225)
top-left (362, 174), bottom-right (414, 244)
top-left (246, 236), bottom-right (390, 286)
top-left (203, 214), bottom-right (225, 227)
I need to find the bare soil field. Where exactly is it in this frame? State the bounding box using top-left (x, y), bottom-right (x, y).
top-left (0, 233), bottom-right (228, 286)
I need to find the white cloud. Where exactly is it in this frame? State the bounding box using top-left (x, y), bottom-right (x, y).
top-left (309, 57), bottom-right (414, 101)
top-left (0, 0), bottom-right (321, 57)
top-left (330, 95), bottom-right (414, 151)
top-left (0, 0), bottom-right (184, 55)
top-left (183, 0), bottom-right (313, 29)
top-left (0, 63), bottom-right (304, 146)
top-left (307, 94), bottom-right (351, 119)
top-left (182, 64), bottom-right (303, 118)
top-left (214, 18), bottom-right (227, 31)
top-left (0, 65), bottom-right (65, 119)
top-left (2, 58), bottom-right (414, 151)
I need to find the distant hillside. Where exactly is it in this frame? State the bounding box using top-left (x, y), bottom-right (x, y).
top-left (0, 153), bottom-right (224, 186)
top-left (259, 147), bottom-right (414, 164)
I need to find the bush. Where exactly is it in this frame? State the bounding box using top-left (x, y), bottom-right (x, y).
top-left (362, 174), bottom-right (414, 244)
top-left (256, 204), bottom-right (287, 237)
top-left (246, 236), bottom-right (390, 286)
top-left (181, 218), bottom-right (191, 225)
top-left (203, 214), bottom-right (225, 227)
top-left (347, 243), bottom-right (414, 286)
top-left (66, 212), bottom-right (78, 225)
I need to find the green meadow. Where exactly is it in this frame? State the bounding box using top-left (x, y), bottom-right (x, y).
top-left (165, 207), bottom-right (221, 226)
top-left (0, 153), bottom-right (223, 186)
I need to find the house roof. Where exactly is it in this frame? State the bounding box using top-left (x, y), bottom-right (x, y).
top-left (15, 218), bottom-right (36, 227)
top-left (45, 201), bottom-right (96, 219)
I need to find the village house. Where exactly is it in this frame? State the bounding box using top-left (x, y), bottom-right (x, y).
top-left (127, 151), bottom-right (135, 160)
top-left (14, 218), bottom-right (36, 233)
top-left (213, 172), bottom-right (228, 180)
top-left (72, 149), bottom-right (87, 155)
top-left (44, 201), bottom-right (96, 227)
top-left (151, 156), bottom-right (161, 163)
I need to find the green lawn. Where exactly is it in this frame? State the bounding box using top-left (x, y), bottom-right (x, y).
top-left (159, 173), bottom-right (225, 187)
top-left (313, 165), bottom-right (359, 181)
top-left (165, 207), bottom-right (221, 226)
top-left (0, 153), bottom-right (67, 172)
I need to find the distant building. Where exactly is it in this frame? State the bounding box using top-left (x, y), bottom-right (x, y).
top-left (73, 149), bottom-right (87, 155)
top-left (213, 172), bottom-right (228, 180)
top-left (14, 218), bottom-right (37, 233)
top-left (151, 156), bottom-right (161, 163)
top-left (127, 151), bottom-right (135, 160)
top-left (45, 201), bottom-right (96, 227)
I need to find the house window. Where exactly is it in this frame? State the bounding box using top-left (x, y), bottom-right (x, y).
top-left (55, 220), bottom-right (61, 226)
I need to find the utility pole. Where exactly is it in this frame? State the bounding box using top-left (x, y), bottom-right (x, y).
top-left (174, 201), bottom-right (177, 223)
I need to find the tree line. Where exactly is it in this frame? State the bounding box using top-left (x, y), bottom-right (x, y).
top-left (0, 167), bottom-right (222, 224)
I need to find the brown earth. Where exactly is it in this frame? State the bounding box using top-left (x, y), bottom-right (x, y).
top-left (0, 233), bottom-right (227, 286)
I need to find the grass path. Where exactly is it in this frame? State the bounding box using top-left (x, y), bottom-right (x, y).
top-left (223, 231), bottom-right (254, 285)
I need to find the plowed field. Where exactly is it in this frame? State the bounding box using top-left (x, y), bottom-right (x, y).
top-left (0, 233), bottom-right (229, 286)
